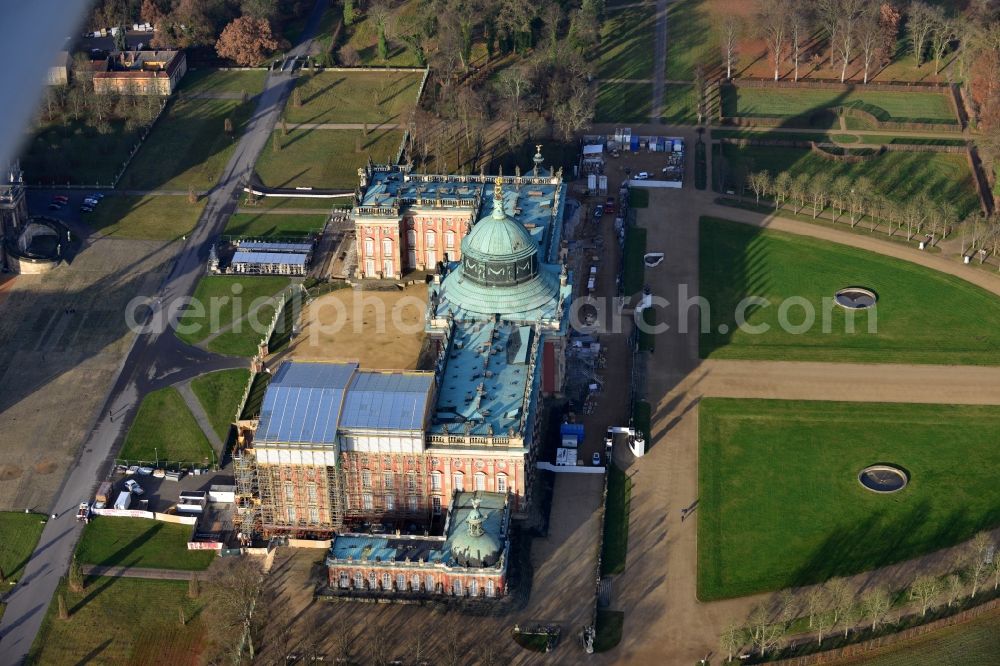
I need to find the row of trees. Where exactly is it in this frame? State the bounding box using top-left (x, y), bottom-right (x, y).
top-left (738, 167), bottom-right (966, 243)
top-left (720, 532), bottom-right (1000, 662)
top-left (744, 0), bottom-right (999, 84)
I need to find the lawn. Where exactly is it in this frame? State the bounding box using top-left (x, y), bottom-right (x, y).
top-left (285, 71), bottom-right (423, 125)
top-left (176, 275), bottom-right (290, 347)
top-left (0, 512), bottom-right (46, 581)
top-left (119, 96), bottom-right (253, 191)
top-left (666, 0), bottom-right (720, 80)
top-left (722, 86), bottom-right (957, 124)
top-left (597, 82), bottom-right (651, 123)
top-left (179, 68), bottom-right (266, 96)
top-left (599, 7), bottom-right (656, 80)
top-left (240, 372), bottom-right (272, 419)
top-left (622, 226), bottom-right (647, 296)
top-left (85, 194), bottom-right (205, 240)
top-left (224, 212), bottom-right (328, 239)
top-left (594, 610), bottom-right (625, 652)
top-left (119, 387), bottom-right (213, 465)
top-left (30, 577), bottom-right (207, 665)
top-left (699, 217), bottom-right (1000, 364)
top-left (698, 399), bottom-right (1000, 600)
top-left (21, 118), bottom-right (147, 186)
top-left (190, 369), bottom-right (251, 442)
top-left (256, 128), bottom-right (403, 188)
top-left (601, 464), bottom-right (633, 576)
top-left (717, 144), bottom-right (979, 217)
top-left (341, 10), bottom-right (423, 67)
top-left (77, 517), bottom-right (215, 570)
top-left (837, 611), bottom-right (1000, 666)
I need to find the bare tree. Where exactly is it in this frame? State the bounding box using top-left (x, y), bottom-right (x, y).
top-left (719, 621), bottom-right (744, 662)
top-left (910, 574), bottom-right (943, 617)
top-left (815, 608), bottom-right (837, 646)
top-left (791, 172), bottom-right (810, 214)
top-left (825, 577), bottom-right (854, 626)
top-left (968, 532), bottom-right (993, 598)
top-left (495, 65), bottom-right (532, 130)
top-left (834, 0), bottom-right (866, 82)
top-left (746, 606), bottom-right (783, 658)
top-left (861, 586), bottom-right (892, 631)
top-left (908, 1), bottom-right (936, 68)
top-left (789, 5), bottom-right (811, 82)
top-left (991, 552), bottom-right (1000, 591)
top-left (805, 586), bottom-right (827, 628)
top-left (857, 6), bottom-right (882, 83)
top-left (840, 600), bottom-right (864, 639)
top-left (929, 10), bottom-right (957, 76)
top-left (945, 573), bottom-right (965, 607)
top-left (206, 556), bottom-right (266, 662)
top-left (773, 171), bottom-right (792, 207)
top-left (749, 170), bottom-right (773, 205)
top-left (830, 175), bottom-right (851, 220)
top-left (815, 0), bottom-right (842, 68)
top-left (759, 0), bottom-right (790, 81)
top-left (809, 172), bottom-right (831, 218)
top-left (722, 15), bottom-right (741, 79)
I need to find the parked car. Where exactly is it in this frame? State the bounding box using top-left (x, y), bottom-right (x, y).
top-left (605, 197), bottom-right (615, 215)
top-left (137, 466), bottom-right (153, 476)
top-left (47, 202), bottom-right (63, 210)
top-left (83, 198), bottom-right (99, 206)
top-left (124, 479), bottom-right (144, 495)
top-left (76, 502), bottom-right (91, 522)
top-left (592, 452), bottom-right (602, 466)
top-left (52, 195), bottom-right (69, 203)
top-left (88, 192), bottom-right (105, 200)
top-left (634, 172), bottom-right (649, 180)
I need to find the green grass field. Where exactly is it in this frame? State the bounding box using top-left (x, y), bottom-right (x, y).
top-left (601, 464), bottom-right (633, 576)
top-left (190, 369), bottom-right (251, 442)
top-left (224, 212), bottom-right (327, 239)
top-left (594, 610), bottom-right (625, 652)
top-left (31, 577), bottom-right (208, 665)
top-left (698, 399), bottom-right (1000, 601)
top-left (175, 275), bottom-right (290, 347)
top-left (723, 87), bottom-right (957, 124)
top-left (622, 226), bottom-right (647, 296)
top-left (718, 144), bottom-right (979, 217)
top-left (0, 513), bottom-right (46, 581)
top-left (700, 217), bottom-right (1000, 364)
top-left (77, 517), bottom-right (215, 571)
top-left (256, 128), bottom-right (402, 188)
top-left (838, 611), bottom-right (1000, 666)
top-left (240, 195), bottom-right (346, 212)
top-left (120, 97), bottom-right (252, 191)
top-left (286, 71), bottom-right (423, 125)
top-left (666, 0), bottom-right (719, 80)
top-left (21, 118), bottom-right (146, 186)
top-left (597, 82), bottom-right (651, 123)
top-left (599, 7), bottom-right (656, 80)
top-left (119, 387), bottom-right (213, 464)
top-left (179, 68), bottom-right (266, 95)
top-left (85, 194), bottom-right (205, 240)
top-left (342, 12), bottom-right (424, 67)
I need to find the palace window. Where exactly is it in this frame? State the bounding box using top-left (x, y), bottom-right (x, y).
top-left (382, 573), bottom-right (392, 590)
top-left (425, 230), bottom-right (436, 248)
top-left (287, 506), bottom-right (296, 523)
top-left (369, 571), bottom-right (377, 589)
top-left (309, 507), bottom-right (319, 523)
top-left (363, 493), bottom-right (373, 511)
top-left (432, 496), bottom-right (442, 515)
top-left (412, 573), bottom-right (421, 591)
top-left (445, 231), bottom-right (455, 249)
top-left (383, 472), bottom-right (394, 490)
top-left (364, 238), bottom-right (375, 255)
top-left (306, 483), bottom-right (317, 503)
top-left (496, 474), bottom-right (507, 494)
top-left (430, 472), bottom-right (442, 491)
top-left (486, 579), bottom-right (495, 597)
top-left (406, 472), bottom-right (416, 492)
top-left (474, 472), bottom-right (486, 491)
top-left (361, 470), bottom-right (372, 488)
top-left (385, 495), bottom-right (395, 511)
top-left (469, 579), bottom-right (479, 596)
top-left (382, 238), bottom-right (393, 257)
top-left (397, 573), bottom-right (406, 591)
top-left (453, 472), bottom-right (464, 492)
top-left (339, 572), bottom-right (349, 588)
top-left (452, 579), bottom-right (463, 596)
top-left (284, 482), bottom-right (294, 502)
top-left (426, 574), bottom-right (435, 592)
top-left (407, 496), bottom-right (418, 512)
top-left (354, 571), bottom-right (364, 588)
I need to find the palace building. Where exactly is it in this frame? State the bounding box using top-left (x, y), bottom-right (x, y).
top-left (232, 151), bottom-right (571, 549)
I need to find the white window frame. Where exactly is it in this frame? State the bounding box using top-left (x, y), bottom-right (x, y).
top-left (474, 472), bottom-right (486, 491)
top-left (339, 571), bottom-right (349, 588)
top-left (385, 494), bottom-right (395, 511)
top-left (382, 572), bottom-right (392, 590)
top-left (486, 578), bottom-right (495, 597)
top-left (453, 472), bottom-right (464, 492)
top-left (362, 493), bottom-right (373, 511)
top-left (430, 472), bottom-right (442, 491)
top-left (496, 473), bottom-right (507, 494)
top-left (397, 573), bottom-right (406, 591)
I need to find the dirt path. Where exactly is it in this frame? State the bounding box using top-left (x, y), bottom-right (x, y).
top-left (80, 564), bottom-right (198, 580)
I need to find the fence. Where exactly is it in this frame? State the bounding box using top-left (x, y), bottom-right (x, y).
top-left (92, 508), bottom-right (198, 525)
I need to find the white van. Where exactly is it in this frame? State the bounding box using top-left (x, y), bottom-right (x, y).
top-left (114, 491), bottom-right (132, 510)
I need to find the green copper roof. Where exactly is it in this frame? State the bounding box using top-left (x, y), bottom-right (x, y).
top-left (461, 190), bottom-right (536, 265)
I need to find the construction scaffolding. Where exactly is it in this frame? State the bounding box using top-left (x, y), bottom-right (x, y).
top-left (232, 439), bottom-right (259, 543)
top-left (340, 454), bottom-right (431, 526)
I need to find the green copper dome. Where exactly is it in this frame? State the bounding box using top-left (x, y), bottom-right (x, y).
top-left (450, 498), bottom-right (502, 567)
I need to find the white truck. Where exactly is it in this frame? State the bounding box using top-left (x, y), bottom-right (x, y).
top-left (113, 491), bottom-right (132, 510)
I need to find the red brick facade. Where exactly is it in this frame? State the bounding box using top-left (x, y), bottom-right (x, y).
top-left (356, 210), bottom-right (473, 279)
top-left (326, 563), bottom-right (506, 598)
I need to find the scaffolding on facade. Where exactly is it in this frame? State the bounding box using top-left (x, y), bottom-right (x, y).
top-left (341, 454), bottom-right (432, 527)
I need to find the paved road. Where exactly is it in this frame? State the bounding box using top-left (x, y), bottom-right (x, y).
top-left (0, 2), bottom-right (328, 662)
